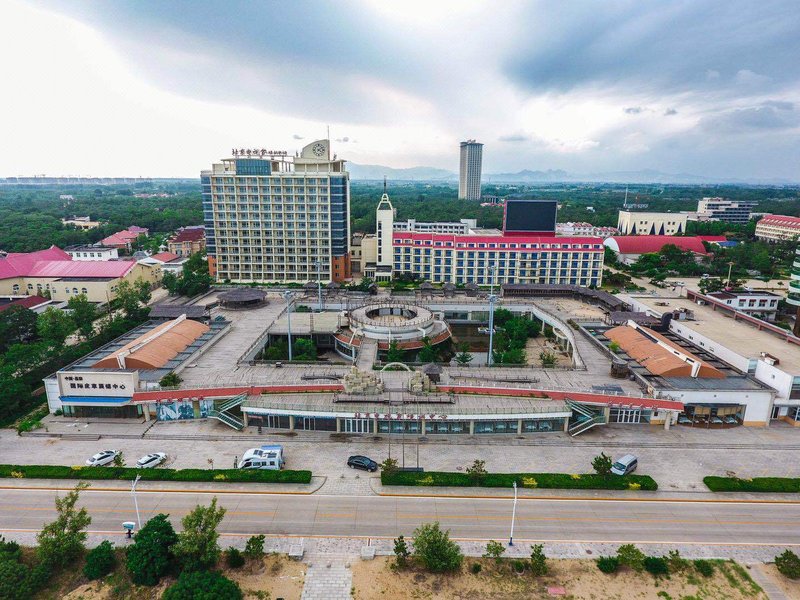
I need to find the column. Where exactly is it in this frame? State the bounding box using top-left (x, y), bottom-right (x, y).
top-left (289, 415), bottom-right (295, 431)
top-left (336, 418), bottom-right (341, 433)
top-left (663, 413), bottom-right (671, 430)
top-left (242, 412), bottom-right (249, 427)
top-left (563, 418), bottom-right (569, 432)
top-left (373, 415), bottom-right (379, 434)
top-left (517, 419), bottom-right (523, 434)
top-left (469, 420), bottom-right (475, 435)
top-left (142, 403), bottom-right (151, 422)
top-left (420, 417), bottom-right (426, 435)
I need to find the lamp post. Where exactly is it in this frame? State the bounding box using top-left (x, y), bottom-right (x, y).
top-left (283, 291), bottom-right (294, 362)
top-left (726, 261), bottom-right (735, 288)
top-left (508, 480), bottom-right (517, 546)
top-left (489, 265), bottom-right (496, 297)
top-left (315, 260), bottom-right (323, 311)
top-left (487, 293), bottom-right (497, 366)
top-left (131, 474), bottom-right (142, 530)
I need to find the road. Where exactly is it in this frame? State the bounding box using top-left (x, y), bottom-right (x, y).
top-left (1, 487), bottom-right (798, 546)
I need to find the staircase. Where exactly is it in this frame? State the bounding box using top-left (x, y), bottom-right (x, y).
top-left (566, 399), bottom-right (607, 436)
top-left (208, 392), bottom-right (247, 430)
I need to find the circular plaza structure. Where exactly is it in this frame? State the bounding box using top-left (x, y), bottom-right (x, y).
top-left (334, 302), bottom-right (451, 361)
top-left (217, 288), bottom-right (268, 310)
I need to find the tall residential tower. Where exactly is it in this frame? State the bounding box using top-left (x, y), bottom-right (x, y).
top-left (202, 140), bottom-right (351, 283)
top-left (458, 139), bottom-right (483, 200)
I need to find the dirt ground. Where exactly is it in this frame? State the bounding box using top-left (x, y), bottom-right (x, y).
top-left (762, 563), bottom-right (800, 599)
top-left (352, 557), bottom-right (768, 600)
top-left (53, 553), bottom-right (304, 600)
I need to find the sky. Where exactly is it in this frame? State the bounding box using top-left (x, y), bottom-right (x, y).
top-left (1, 0), bottom-right (799, 180)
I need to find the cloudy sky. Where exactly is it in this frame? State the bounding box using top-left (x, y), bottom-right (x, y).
top-left (2, 0), bottom-right (799, 180)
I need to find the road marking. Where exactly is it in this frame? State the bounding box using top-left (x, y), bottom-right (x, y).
top-left (394, 513), bottom-right (784, 526)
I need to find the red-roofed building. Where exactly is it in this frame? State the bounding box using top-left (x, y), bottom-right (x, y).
top-left (139, 251), bottom-right (188, 275)
top-left (167, 226), bottom-right (205, 257)
top-left (0, 245), bottom-right (160, 303)
top-left (0, 295), bottom-right (51, 313)
top-left (603, 236), bottom-right (709, 265)
top-left (755, 215), bottom-right (800, 242)
top-left (101, 226), bottom-right (149, 251)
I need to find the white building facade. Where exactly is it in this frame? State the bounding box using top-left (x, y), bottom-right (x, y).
top-left (458, 140), bottom-right (483, 201)
top-left (617, 211), bottom-right (687, 236)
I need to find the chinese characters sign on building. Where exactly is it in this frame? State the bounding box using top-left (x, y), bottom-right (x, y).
top-left (353, 412), bottom-right (448, 421)
top-left (232, 148), bottom-right (288, 158)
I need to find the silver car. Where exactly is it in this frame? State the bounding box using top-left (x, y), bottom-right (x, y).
top-left (136, 453), bottom-right (167, 468)
top-left (85, 450), bottom-right (120, 467)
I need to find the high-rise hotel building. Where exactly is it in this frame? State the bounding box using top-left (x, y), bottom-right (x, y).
top-left (458, 139), bottom-right (483, 201)
top-left (202, 140), bottom-right (351, 283)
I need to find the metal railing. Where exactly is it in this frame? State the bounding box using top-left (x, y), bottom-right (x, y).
top-left (207, 409), bottom-right (244, 431)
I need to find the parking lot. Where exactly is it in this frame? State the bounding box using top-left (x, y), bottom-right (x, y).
top-left (5, 420), bottom-right (800, 493)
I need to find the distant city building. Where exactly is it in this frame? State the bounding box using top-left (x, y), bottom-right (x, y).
top-left (557, 222), bottom-right (618, 238)
top-left (458, 140), bottom-right (483, 201)
top-left (705, 290), bottom-right (781, 322)
top-left (480, 195), bottom-right (504, 206)
top-left (167, 225), bottom-right (206, 256)
top-left (100, 226), bottom-right (149, 251)
top-left (59, 195), bottom-right (74, 201)
top-left (138, 251), bottom-right (189, 275)
top-left (203, 140), bottom-right (351, 283)
top-left (696, 197), bottom-right (756, 224)
top-left (65, 245), bottom-right (119, 261)
top-left (0, 177), bottom-right (151, 186)
top-left (393, 218), bottom-right (479, 235)
top-left (617, 211), bottom-right (687, 236)
top-left (61, 216), bottom-right (103, 230)
top-left (754, 214), bottom-right (800, 242)
top-left (368, 190), bottom-right (603, 286)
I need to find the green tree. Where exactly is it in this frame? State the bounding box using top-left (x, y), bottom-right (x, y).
top-left (162, 271), bottom-right (180, 295)
top-left (173, 497), bottom-right (227, 572)
top-left (386, 341), bottom-right (404, 363)
top-left (616, 544), bottom-right (645, 572)
top-left (454, 342), bottom-right (473, 366)
top-left (134, 278), bottom-right (152, 305)
top-left (530, 544), bottom-right (548, 576)
top-left (483, 540), bottom-right (505, 564)
top-left (126, 513), bottom-right (178, 586)
top-left (1, 341), bottom-right (50, 376)
top-left (67, 294), bottom-right (97, 339)
top-left (465, 459), bottom-right (487, 485)
top-left (412, 522), bottom-right (464, 573)
top-left (503, 348), bottom-right (526, 365)
top-left (776, 549), bottom-right (800, 579)
top-left (418, 337), bottom-right (438, 363)
top-left (592, 452), bottom-right (613, 476)
top-left (0, 558), bottom-right (31, 600)
top-left (36, 482), bottom-right (92, 568)
top-left (380, 457), bottom-right (399, 475)
top-left (698, 277), bottom-right (725, 294)
top-left (393, 535), bottom-right (411, 568)
top-left (36, 307), bottom-right (75, 345)
top-left (539, 350), bottom-right (558, 367)
top-left (493, 308), bottom-right (513, 326)
top-left (159, 372), bottom-right (183, 388)
top-left (244, 534), bottom-right (265, 560)
top-left (0, 365), bottom-right (30, 422)
top-left (225, 547), bottom-right (245, 569)
top-left (162, 570), bottom-right (242, 600)
top-left (0, 306), bottom-right (39, 353)
top-left (292, 338), bottom-right (317, 361)
top-left (115, 279), bottom-right (146, 320)
top-left (83, 540), bottom-right (116, 580)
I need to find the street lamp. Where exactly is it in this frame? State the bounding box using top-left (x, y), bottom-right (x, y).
top-left (487, 293), bottom-right (498, 366)
top-left (508, 480), bottom-right (517, 546)
top-left (489, 265), bottom-right (497, 297)
top-left (131, 474), bottom-right (142, 530)
top-left (315, 260), bottom-right (323, 312)
top-left (283, 291), bottom-right (294, 362)
top-left (726, 261), bottom-right (735, 288)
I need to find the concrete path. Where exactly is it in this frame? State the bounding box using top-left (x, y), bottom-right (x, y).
top-left (356, 338), bottom-right (378, 370)
top-left (301, 538), bottom-right (358, 600)
top-left (750, 563), bottom-right (789, 600)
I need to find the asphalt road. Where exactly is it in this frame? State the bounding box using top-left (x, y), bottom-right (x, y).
top-left (0, 487), bottom-right (798, 546)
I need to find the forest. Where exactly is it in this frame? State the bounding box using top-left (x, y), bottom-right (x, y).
top-left (0, 180), bottom-right (798, 253)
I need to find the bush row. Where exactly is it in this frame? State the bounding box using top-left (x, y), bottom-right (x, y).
top-left (703, 476), bottom-right (800, 493)
top-left (0, 464), bottom-right (312, 484)
top-left (381, 471), bottom-right (658, 491)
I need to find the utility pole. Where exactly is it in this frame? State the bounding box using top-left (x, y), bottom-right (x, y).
top-left (283, 291), bottom-right (294, 361)
top-left (508, 480), bottom-right (517, 546)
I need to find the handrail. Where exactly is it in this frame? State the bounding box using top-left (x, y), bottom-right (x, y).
top-left (208, 409), bottom-right (244, 430)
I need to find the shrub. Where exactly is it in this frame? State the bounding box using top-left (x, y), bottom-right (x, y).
top-left (483, 540), bottom-right (505, 564)
top-left (126, 514), bottom-right (178, 586)
top-left (174, 497), bottom-right (226, 572)
top-left (471, 562), bottom-right (482, 574)
top-left (530, 544), bottom-right (548, 576)
top-left (393, 535), bottom-right (410, 568)
top-left (380, 458), bottom-right (399, 475)
top-left (644, 556), bottom-right (669, 577)
top-left (617, 544), bottom-right (645, 572)
top-left (512, 559), bottom-right (526, 573)
top-left (592, 452), bottom-right (613, 476)
top-left (412, 522), bottom-right (464, 573)
top-left (596, 556), bottom-right (620, 573)
top-left (380, 470), bottom-right (657, 490)
top-left (225, 547), bottom-right (245, 569)
top-left (0, 559), bottom-right (31, 600)
top-left (162, 570), bottom-right (242, 600)
top-left (775, 550), bottom-right (800, 579)
top-left (693, 559), bottom-right (715, 578)
top-left (667, 549), bottom-right (690, 573)
top-left (703, 476), bottom-right (800, 493)
top-left (83, 540), bottom-right (116, 580)
top-left (244, 535), bottom-right (265, 560)
top-left (628, 482), bottom-right (641, 491)
top-left (0, 535), bottom-right (22, 562)
top-left (0, 464), bottom-right (311, 484)
top-left (522, 476), bottom-right (538, 488)
top-left (465, 459), bottom-right (488, 485)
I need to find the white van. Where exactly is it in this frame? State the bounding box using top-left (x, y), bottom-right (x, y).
top-left (610, 454), bottom-right (638, 476)
top-left (239, 445), bottom-right (285, 470)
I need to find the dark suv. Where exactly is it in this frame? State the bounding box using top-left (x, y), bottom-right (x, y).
top-left (347, 455), bottom-right (378, 472)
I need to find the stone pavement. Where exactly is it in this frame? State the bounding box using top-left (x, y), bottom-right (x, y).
top-left (750, 563), bottom-right (789, 600)
top-left (300, 538), bottom-right (360, 600)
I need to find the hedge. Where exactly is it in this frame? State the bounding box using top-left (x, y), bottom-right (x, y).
top-left (703, 476), bottom-right (800, 493)
top-left (0, 464), bottom-right (312, 484)
top-left (381, 471), bottom-right (657, 491)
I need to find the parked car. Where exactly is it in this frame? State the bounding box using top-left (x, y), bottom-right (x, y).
top-left (347, 455), bottom-right (378, 472)
top-left (610, 454), bottom-right (638, 476)
top-left (677, 415), bottom-right (693, 424)
top-left (136, 452), bottom-right (167, 469)
top-left (709, 416), bottom-right (723, 425)
top-left (723, 415), bottom-right (738, 425)
top-left (85, 450), bottom-right (120, 467)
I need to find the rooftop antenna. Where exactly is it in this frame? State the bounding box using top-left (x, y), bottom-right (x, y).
top-left (326, 125), bottom-right (330, 141)
top-left (623, 185), bottom-right (629, 206)
top-left (383, 175), bottom-right (387, 195)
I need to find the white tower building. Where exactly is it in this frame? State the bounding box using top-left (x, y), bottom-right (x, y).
top-left (459, 140), bottom-right (483, 201)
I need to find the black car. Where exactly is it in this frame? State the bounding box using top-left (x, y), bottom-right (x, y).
top-left (347, 455), bottom-right (378, 472)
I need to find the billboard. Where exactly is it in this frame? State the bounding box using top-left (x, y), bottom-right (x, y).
top-left (503, 199), bottom-right (557, 235)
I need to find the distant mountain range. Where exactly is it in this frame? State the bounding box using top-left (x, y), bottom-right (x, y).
top-left (349, 163), bottom-right (796, 185)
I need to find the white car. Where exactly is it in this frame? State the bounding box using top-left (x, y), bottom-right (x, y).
top-left (85, 450), bottom-right (120, 467)
top-left (136, 453), bottom-right (167, 469)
